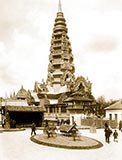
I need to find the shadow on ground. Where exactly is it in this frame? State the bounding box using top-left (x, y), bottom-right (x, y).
top-left (0, 127), bottom-right (25, 132)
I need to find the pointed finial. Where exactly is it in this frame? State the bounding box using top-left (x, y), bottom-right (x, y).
top-left (21, 85), bottom-right (24, 89)
top-left (58, 0), bottom-right (62, 12)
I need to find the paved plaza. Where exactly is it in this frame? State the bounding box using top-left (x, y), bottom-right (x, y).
top-left (0, 128), bottom-right (122, 160)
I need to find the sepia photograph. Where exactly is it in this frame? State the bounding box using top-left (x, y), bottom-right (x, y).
top-left (0, 0), bottom-right (122, 160)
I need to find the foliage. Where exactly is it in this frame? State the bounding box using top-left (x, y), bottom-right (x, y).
top-left (96, 96), bottom-right (118, 117)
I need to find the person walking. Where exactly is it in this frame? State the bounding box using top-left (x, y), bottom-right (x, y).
top-left (104, 121), bottom-right (108, 129)
top-left (31, 123), bottom-right (36, 136)
top-left (104, 127), bottom-right (112, 143)
top-left (113, 129), bottom-right (118, 142)
top-left (119, 121), bottom-right (122, 131)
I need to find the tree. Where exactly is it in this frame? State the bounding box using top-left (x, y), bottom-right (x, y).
top-left (96, 96), bottom-right (118, 117)
top-left (96, 96), bottom-right (107, 117)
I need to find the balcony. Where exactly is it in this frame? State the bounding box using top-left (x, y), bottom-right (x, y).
top-left (52, 60), bottom-right (62, 65)
top-left (53, 43), bottom-right (62, 49)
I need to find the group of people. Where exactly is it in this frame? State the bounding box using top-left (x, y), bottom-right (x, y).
top-left (31, 121), bottom-right (119, 143)
top-left (31, 121), bottom-right (57, 137)
top-left (104, 122), bottom-right (118, 143)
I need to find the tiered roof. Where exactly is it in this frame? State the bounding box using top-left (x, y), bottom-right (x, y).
top-left (16, 85), bottom-right (27, 99)
top-left (47, 0), bottom-right (75, 88)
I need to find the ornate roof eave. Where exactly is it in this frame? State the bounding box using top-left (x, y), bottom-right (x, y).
top-left (6, 106), bottom-right (45, 112)
top-left (67, 107), bottom-right (84, 110)
top-left (71, 91), bottom-right (84, 96)
top-left (64, 96), bottom-right (93, 102)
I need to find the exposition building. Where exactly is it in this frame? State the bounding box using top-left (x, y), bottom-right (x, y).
top-left (1, 1), bottom-right (96, 128)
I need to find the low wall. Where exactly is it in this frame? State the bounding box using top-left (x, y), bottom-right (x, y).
top-left (81, 118), bottom-right (118, 129)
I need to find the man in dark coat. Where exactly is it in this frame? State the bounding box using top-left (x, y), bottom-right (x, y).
top-left (31, 123), bottom-right (36, 136)
top-left (104, 121), bottom-right (108, 129)
top-left (119, 121), bottom-right (122, 131)
top-left (104, 127), bottom-right (112, 143)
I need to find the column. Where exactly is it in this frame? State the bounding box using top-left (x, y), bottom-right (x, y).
top-left (47, 107), bottom-right (50, 114)
top-left (59, 107), bottom-right (61, 115)
top-left (5, 111), bottom-right (10, 129)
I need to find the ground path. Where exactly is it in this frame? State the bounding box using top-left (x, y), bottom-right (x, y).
top-left (1, 128), bottom-right (122, 160)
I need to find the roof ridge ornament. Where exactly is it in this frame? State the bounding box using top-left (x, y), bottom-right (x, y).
top-left (58, 0), bottom-right (62, 12)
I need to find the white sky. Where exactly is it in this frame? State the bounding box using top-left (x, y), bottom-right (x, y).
top-left (0, 0), bottom-right (122, 101)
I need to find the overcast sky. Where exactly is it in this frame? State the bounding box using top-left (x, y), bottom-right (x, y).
top-left (0, 0), bottom-right (122, 101)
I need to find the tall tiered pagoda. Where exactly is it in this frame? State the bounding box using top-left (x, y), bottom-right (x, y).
top-left (34, 1), bottom-right (96, 125)
top-left (46, 0), bottom-right (75, 94)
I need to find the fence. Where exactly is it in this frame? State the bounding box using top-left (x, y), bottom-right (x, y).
top-left (81, 118), bottom-right (118, 129)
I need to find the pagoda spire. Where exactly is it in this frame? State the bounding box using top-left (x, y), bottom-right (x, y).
top-left (58, 0), bottom-right (62, 12)
top-left (47, 0), bottom-right (75, 88)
